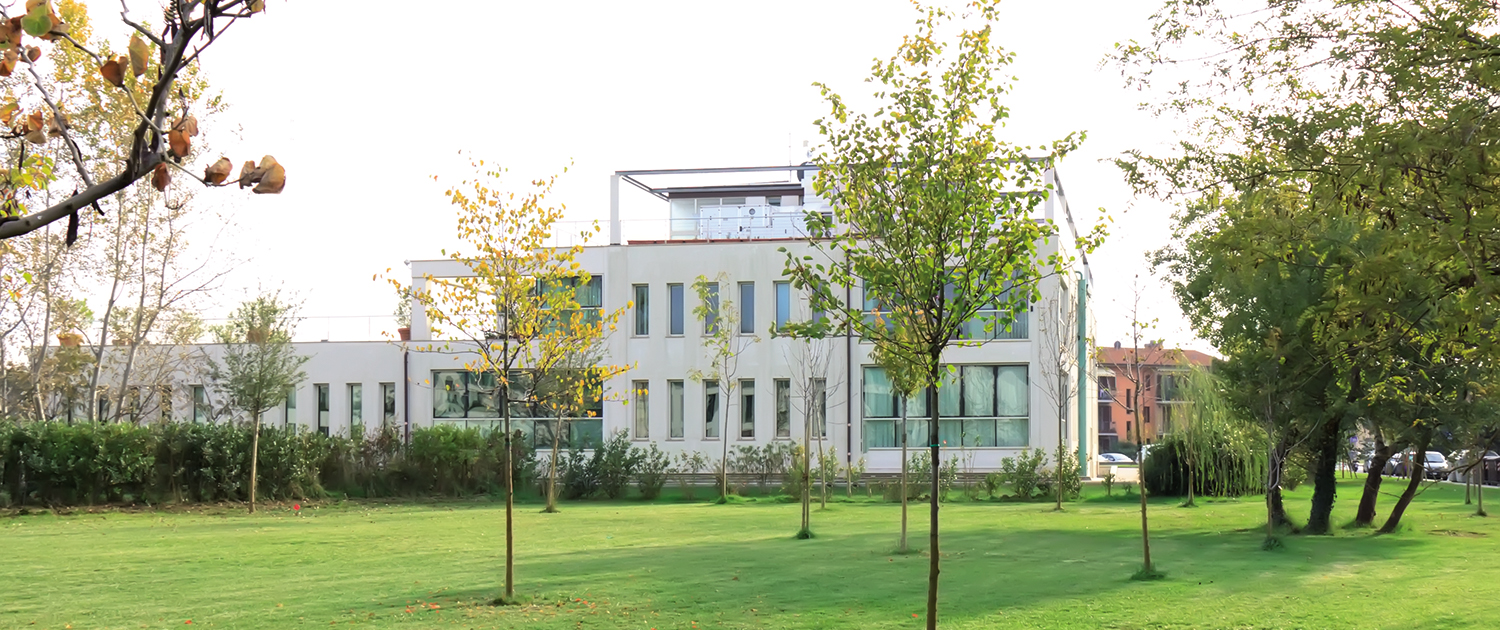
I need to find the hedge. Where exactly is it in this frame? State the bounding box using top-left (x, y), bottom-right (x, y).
top-left (0, 421), bottom-right (538, 507)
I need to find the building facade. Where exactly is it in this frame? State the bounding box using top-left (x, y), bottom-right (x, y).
top-left (94, 164), bottom-right (1101, 476)
top-left (1095, 343), bottom-right (1214, 453)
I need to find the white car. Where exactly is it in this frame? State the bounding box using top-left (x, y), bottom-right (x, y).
top-left (1098, 452), bottom-right (1134, 464)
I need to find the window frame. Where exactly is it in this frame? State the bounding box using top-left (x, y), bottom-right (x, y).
top-left (668, 283), bottom-right (685, 336)
top-left (738, 281), bottom-right (755, 334)
top-left (633, 380), bottom-right (650, 440)
top-left (633, 284), bottom-right (650, 336)
top-left (668, 380), bottom-right (685, 439)
top-left (740, 379), bottom-right (755, 439)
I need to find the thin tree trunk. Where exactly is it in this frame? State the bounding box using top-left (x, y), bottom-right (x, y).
top-left (1136, 390), bottom-right (1153, 572)
top-left (1478, 465), bottom-right (1487, 517)
top-left (545, 414), bottom-right (562, 513)
top-left (720, 388), bottom-right (731, 501)
top-left (800, 396), bottom-right (811, 537)
top-left (899, 397), bottom-right (908, 552)
top-left (925, 366), bottom-right (940, 630)
top-left (248, 415), bottom-right (260, 514)
top-left (1056, 384), bottom-right (1065, 511)
top-left (1378, 431), bottom-right (1430, 534)
top-left (502, 338), bottom-right (515, 603)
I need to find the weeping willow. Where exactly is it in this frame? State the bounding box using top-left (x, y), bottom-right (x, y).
top-left (1143, 367), bottom-right (1266, 501)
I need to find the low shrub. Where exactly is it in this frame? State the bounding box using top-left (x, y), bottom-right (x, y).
top-left (999, 448), bottom-right (1048, 500)
top-left (635, 443), bottom-right (671, 500)
top-left (596, 431), bottom-right (640, 499)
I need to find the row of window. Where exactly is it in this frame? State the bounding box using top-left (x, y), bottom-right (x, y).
top-left (630, 280), bottom-right (1026, 340)
top-left (628, 378), bottom-right (829, 441)
top-left (861, 365), bottom-right (1029, 448)
top-left (632, 281), bottom-right (805, 337)
top-left (189, 382), bottom-right (396, 436)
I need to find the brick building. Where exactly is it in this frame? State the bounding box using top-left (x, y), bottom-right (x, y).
top-left (1095, 342), bottom-right (1214, 455)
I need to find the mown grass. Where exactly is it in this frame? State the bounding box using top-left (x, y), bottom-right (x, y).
top-left (1, 478), bottom-right (1495, 629)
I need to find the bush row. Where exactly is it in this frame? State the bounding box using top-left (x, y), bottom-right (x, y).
top-left (0, 421), bottom-right (537, 507)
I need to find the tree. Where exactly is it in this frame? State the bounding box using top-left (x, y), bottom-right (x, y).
top-left (1035, 282), bottom-right (1081, 512)
top-left (688, 273), bottom-right (757, 502)
top-left (400, 159), bottom-right (595, 605)
top-left (783, 336), bottom-right (840, 539)
top-left (781, 2), bottom-right (1103, 624)
top-left (1117, 0), bottom-right (1500, 534)
top-left (1099, 279), bottom-right (1169, 578)
top-left (205, 292), bottom-right (306, 514)
top-left (0, 0), bottom-right (285, 244)
top-left (527, 288), bottom-right (629, 514)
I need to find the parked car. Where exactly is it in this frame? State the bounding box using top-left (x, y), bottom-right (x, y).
top-left (1387, 451), bottom-right (1451, 479)
top-left (1098, 452), bottom-right (1134, 465)
top-left (1445, 450), bottom-right (1499, 483)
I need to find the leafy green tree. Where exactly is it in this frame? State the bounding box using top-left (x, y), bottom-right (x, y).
top-left (205, 293), bottom-right (307, 515)
top-left (781, 2), bottom-right (1103, 623)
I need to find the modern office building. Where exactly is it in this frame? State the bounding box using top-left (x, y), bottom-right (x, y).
top-left (82, 163), bottom-right (1101, 476)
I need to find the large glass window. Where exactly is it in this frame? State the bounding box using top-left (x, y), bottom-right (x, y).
top-left (811, 378), bottom-right (827, 438)
top-left (739, 282), bottom-right (755, 334)
top-left (704, 380), bottom-right (720, 438)
top-left (740, 379), bottom-right (755, 438)
top-left (431, 369), bottom-right (602, 449)
top-left (669, 283), bottom-right (684, 335)
top-left (381, 382), bottom-right (396, 428)
top-left (774, 281), bottom-right (791, 331)
top-left (775, 379), bottom-right (791, 438)
top-left (633, 380), bottom-right (649, 439)
top-left (862, 364), bottom-right (1027, 448)
top-left (633, 284), bottom-right (649, 336)
top-left (669, 380), bottom-right (685, 438)
top-left (316, 384), bottom-right (330, 436)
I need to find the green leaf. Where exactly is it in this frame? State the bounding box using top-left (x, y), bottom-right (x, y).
top-left (20, 1), bottom-right (50, 37)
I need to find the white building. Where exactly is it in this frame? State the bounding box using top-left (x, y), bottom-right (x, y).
top-left (103, 164), bottom-right (1099, 476)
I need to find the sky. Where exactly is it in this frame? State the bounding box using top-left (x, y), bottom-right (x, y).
top-left (83, 0), bottom-right (1199, 350)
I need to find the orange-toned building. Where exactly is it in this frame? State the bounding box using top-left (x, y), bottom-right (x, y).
top-left (1095, 342), bottom-right (1215, 455)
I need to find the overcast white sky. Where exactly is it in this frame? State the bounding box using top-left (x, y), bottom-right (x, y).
top-left (87, 0), bottom-right (1198, 350)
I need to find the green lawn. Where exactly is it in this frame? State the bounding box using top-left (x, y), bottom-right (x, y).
top-left (2, 479), bottom-right (1496, 629)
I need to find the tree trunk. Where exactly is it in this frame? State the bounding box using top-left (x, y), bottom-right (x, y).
top-left (720, 394), bottom-right (731, 501)
top-left (545, 414), bottom-right (562, 513)
top-left (925, 367), bottom-right (940, 630)
top-left (1378, 431), bottom-right (1430, 534)
top-left (1136, 393), bottom-right (1153, 573)
top-left (899, 398), bottom-right (908, 552)
top-left (502, 341), bottom-right (515, 603)
top-left (1304, 414), bottom-right (1343, 535)
top-left (1056, 390), bottom-right (1065, 512)
top-left (1354, 438), bottom-right (1396, 527)
top-left (1478, 467), bottom-right (1487, 517)
top-left (800, 403), bottom-right (811, 537)
top-left (248, 415), bottom-right (260, 514)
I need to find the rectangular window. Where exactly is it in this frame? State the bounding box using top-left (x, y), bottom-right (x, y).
top-left (739, 282), bottom-right (755, 334)
top-left (192, 385), bottom-right (208, 424)
top-left (704, 380), bottom-right (720, 438)
top-left (349, 383), bottom-right (363, 434)
top-left (285, 386), bottom-right (297, 428)
top-left (1099, 404), bottom-right (1113, 434)
top-left (775, 379), bottom-right (791, 438)
top-left (159, 386), bottom-right (172, 422)
top-left (316, 384), bottom-right (330, 436)
top-left (433, 371), bottom-right (467, 418)
top-left (633, 380), bottom-right (649, 439)
top-left (704, 282), bottom-right (720, 334)
top-left (740, 379), bottom-right (756, 438)
top-left (126, 386), bottom-right (140, 424)
top-left (633, 284), bottom-right (649, 336)
top-left (812, 378), bottom-right (827, 438)
top-left (669, 283), bottom-right (685, 335)
top-left (774, 281), bottom-right (791, 331)
top-left (669, 380), bottom-right (685, 438)
top-left (1144, 406), bottom-right (1151, 424)
top-left (381, 382), bottom-right (396, 428)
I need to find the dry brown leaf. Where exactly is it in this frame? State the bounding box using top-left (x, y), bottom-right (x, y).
top-left (0, 102), bottom-right (18, 126)
top-left (173, 115), bottom-right (198, 137)
top-left (100, 57), bottom-right (124, 87)
top-left (127, 34), bottom-right (147, 77)
top-left (46, 111), bottom-right (66, 137)
top-left (25, 109), bottom-right (42, 133)
top-left (252, 163), bottom-right (285, 194)
top-left (151, 162), bottom-right (170, 191)
top-left (167, 128), bottom-right (190, 158)
top-left (0, 48), bottom-right (16, 77)
top-left (237, 160), bottom-right (258, 188)
top-left (204, 157), bottom-right (232, 185)
top-left (248, 0), bottom-right (265, 14)
top-left (25, 46), bottom-right (38, 62)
